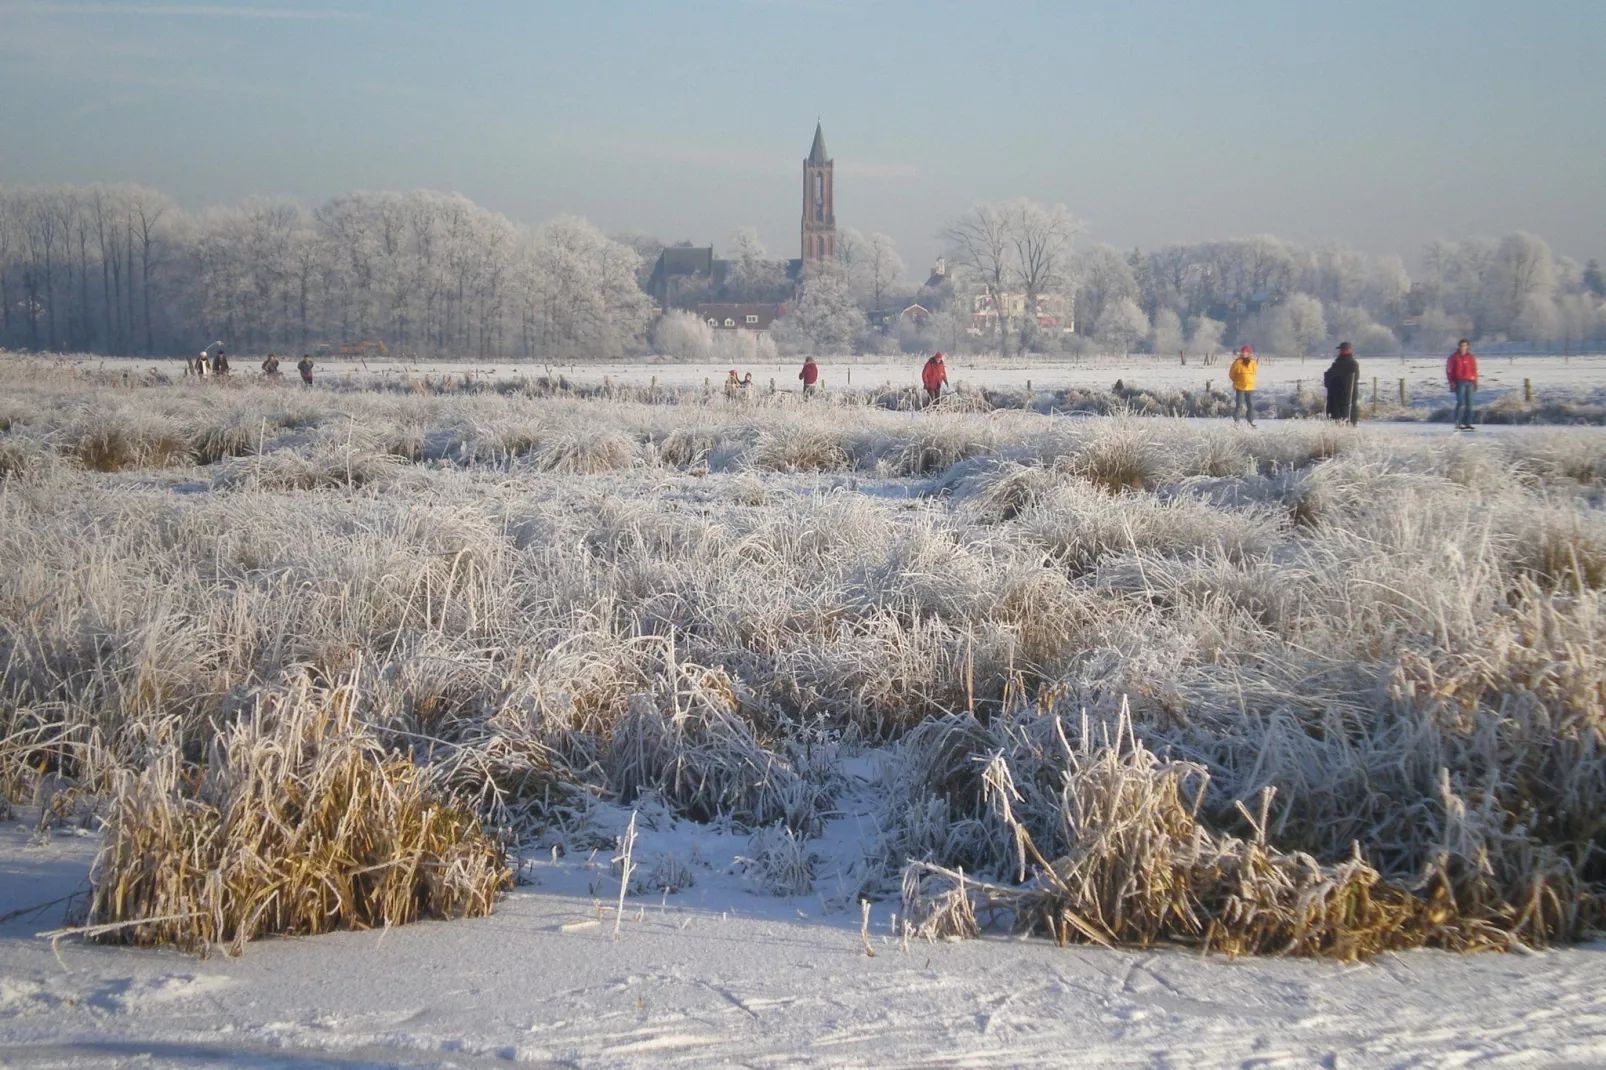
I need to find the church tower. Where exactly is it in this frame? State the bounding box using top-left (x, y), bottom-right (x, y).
top-left (801, 122), bottom-right (835, 265)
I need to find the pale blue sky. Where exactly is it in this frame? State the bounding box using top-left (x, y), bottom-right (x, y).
top-left (2, 0), bottom-right (1602, 272)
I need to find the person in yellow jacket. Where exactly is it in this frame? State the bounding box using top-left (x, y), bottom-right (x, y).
top-left (1228, 345), bottom-right (1257, 426)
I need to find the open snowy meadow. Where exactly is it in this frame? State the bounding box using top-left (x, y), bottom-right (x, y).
top-left (2, 356), bottom-right (1604, 1066)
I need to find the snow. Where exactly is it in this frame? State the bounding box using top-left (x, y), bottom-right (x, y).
top-left (73, 351), bottom-right (1606, 416)
top-left (5, 796), bottom-right (1605, 1068)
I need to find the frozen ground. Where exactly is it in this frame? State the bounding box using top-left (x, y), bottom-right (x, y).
top-left (47, 352), bottom-right (1606, 415)
top-left (5, 814), bottom-right (1606, 1070)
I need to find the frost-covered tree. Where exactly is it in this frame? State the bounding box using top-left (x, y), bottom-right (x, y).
top-left (941, 198), bottom-right (1079, 354)
top-left (652, 308), bottom-right (713, 361)
top-left (1187, 315), bottom-right (1226, 358)
top-left (526, 215), bottom-right (650, 360)
top-left (771, 262), bottom-right (864, 354)
top-left (1074, 244), bottom-right (1139, 344)
top-left (1150, 307), bottom-right (1183, 357)
top-left (1095, 297), bottom-right (1148, 355)
top-left (1483, 232), bottom-right (1555, 336)
top-left (1283, 293), bottom-right (1328, 358)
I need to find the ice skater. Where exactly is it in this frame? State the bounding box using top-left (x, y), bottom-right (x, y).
top-left (1447, 339), bottom-right (1478, 430)
top-left (921, 352), bottom-right (947, 406)
top-left (799, 356), bottom-right (819, 397)
top-left (1229, 345), bottom-right (1257, 426)
top-left (1324, 342), bottom-right (1360, 426)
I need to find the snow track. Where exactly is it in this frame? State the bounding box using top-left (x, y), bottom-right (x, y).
top-left (4, 825), bottom-right (1603, 1069)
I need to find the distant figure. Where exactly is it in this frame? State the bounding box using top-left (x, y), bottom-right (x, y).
top-left (296, 354), bottom-right (314, 386)
top-left (1228, 345), bottom-right (1257, 426)
top-left (921, 352), bottom-right (947, 405)
top-left (262, 353), bottom-right (281, 377)
top-left (211, 348), bottom-right (229, 376)
top-left (799, 356), bottom-right (819, 397)
top-left (1324, 342), bottom-right (1361, 425)
top-left (725, 368), bottom-right (740, 400)
top-left (740, 372), bottom-right (754, 398)
top-left (1447, 338), bottom-right (1478, 430)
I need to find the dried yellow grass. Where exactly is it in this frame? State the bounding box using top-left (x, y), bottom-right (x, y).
top-left (81, 675), bottom-right (510, 955)
top-left (900, 709), bottom-right (1585, 961)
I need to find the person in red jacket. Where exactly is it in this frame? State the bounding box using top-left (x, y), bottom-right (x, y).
top-left (1447, 339), bottom-right (1478, 430)
top-left (798, 356), bottom-right (819, 397)
top-left (921, 352), bottom-right (947, 405)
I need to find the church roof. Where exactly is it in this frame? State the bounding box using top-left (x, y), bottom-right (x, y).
top-left (807, 122), bottom-right (829, 165)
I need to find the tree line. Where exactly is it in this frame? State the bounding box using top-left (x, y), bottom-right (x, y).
top-left (0, 183), bottom-right (1601, 359)
top-left (0, 186), bottom-right (649, 360)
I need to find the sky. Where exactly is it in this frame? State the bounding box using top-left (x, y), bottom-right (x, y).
top-left (1, 0), bottom-right (1603, 277)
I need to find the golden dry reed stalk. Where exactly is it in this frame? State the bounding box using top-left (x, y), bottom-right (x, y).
top-left (81, 674), bottom-right (510, 955)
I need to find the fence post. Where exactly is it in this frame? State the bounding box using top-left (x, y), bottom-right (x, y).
top-left (769, 378), bottom-right (776, 395)
top-left (1398, 378), bottom-right (1406, 407)
top-left (1524, 377), bottom-right (1532, 402)
top-left (847, 368), bottom-right (852, 385)
top-left (1371, 376), bottom-right (1378, 417)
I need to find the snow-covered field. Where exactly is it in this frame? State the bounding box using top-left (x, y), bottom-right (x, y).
top-left (4, 822), bottom-right (1605, 1069)
top-left (2, 362), bottom-right (1604, 1066)
top-left (47, 351), bottom-right (1606, 418)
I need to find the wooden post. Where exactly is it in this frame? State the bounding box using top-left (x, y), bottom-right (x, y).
top-left (1371, 376), bottom-right (1378, 417)
top-left (1524, 378), bottom-right (1532, 402)
top-left (1025, 379), bottom-right (1032, 394)
top-left (769, 377), bottom-right (776, 395)
top-left (1398, 378), bottom-right (1406, 407)
top-left (847, 368), bottom-right (852, 385)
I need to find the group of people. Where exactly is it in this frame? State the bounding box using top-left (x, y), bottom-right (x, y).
top-left (1227, 339), bottom-right (1480, 429)
top-left (188, 344), bottom-right (315, 385)
top-left (187, 343), bottom-right (229, 377)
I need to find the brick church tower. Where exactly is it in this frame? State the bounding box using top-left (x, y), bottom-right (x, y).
top-left (801, 122), bottom-right (835, 265)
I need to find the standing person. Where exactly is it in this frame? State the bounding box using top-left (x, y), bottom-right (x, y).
top-left (261, 353), bottom-right (281, 377)
top-left (1229, 345), bottom-right (1257, 426)
top-left (798, 356), bottom-right (819, 397)
top-left (725, 368), bottom-right (740, 400)
top-left (1324, 342), bottom-right (1361, 425)
top-left (212, 348), bottom-right (229, 376)
top-left (296, 353), bottom-right (314, 386)
top-left (921, 351), bottom-right (947, 406)
top-left (1447, 338), bottom-right (1478, 430)
top-left (740, 372), bottom-right (754, 399)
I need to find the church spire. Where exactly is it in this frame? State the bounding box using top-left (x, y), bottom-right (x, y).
top-left (807, 121), bottom-right (829, 166)
top-left (801, 122), bottom-right (836, 264)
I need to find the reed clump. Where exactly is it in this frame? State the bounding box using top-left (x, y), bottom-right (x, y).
top-left (83, 677), bottom-right (510, 955)
top-left (899, 710), bottom-right (1584, 961)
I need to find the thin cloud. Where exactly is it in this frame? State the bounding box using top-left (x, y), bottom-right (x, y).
top-left (13, 1), bottom-right (360, 18)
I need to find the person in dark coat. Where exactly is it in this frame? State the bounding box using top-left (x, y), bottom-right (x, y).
top-left (296, 354), bottom-right (314, 386)
top-left (1324, 342), bottom-right (1360, 425)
